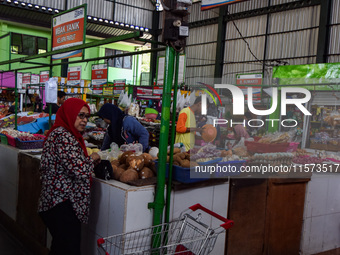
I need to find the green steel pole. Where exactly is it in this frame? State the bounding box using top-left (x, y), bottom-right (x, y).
top-left (14, 71), bottom-right (18, 130)
top-left (165, 52), bottom-right (180, 223)
top-left (149, 46), bottom-right (175, 248)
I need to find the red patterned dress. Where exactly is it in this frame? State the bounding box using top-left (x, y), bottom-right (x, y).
top-left (38, 126), bottom-right (94, 224)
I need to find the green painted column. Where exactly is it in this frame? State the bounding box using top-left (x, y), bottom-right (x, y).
top-left (149, 46), bottom-right (175, 248)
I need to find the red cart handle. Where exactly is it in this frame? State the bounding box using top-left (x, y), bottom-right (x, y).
top-left (189, 203), bottom-right (234, 230)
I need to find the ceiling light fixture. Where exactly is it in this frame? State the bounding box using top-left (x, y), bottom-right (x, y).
top-left (41, 6), bottom-right (46, 10)
top-left (21, 2), bottom-right (26, 6)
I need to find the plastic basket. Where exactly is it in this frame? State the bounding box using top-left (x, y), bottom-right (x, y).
top-left (173, 165), bottom-right (210, 184)
top-left (0, 134), bottom-right (8, 145)
top-left (6, 134), bottom-right (17, 147)
top-left (15, 134), bottom-right (45, 150)
top-left (214, 160), bottom-right (246, 178)
top-left (245, 141), bottom-right (298, 153)
top-left (155, 161), bottom-right (210, 183)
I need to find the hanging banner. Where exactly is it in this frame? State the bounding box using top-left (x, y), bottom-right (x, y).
top-left (52, 5), bottom-right (86, 60)
top-left (31, 74), bottom-right (40, 85)
top-left (40, 71), bottom-right (50, 83)
top-left (91, 64), bottom-right (108, 95)
top-left (67, 66), bottom-right (81, 93)
top-left (0, 72), bottom-right (15, 88)
top-left (236, 73), bottom-right (262, 104)
top-left (114, 79), bottom-right (126, 95)
top-left (17, 73), bottom-right (24, 93)
top-left (156, 55), bottom-right (186, 85)
top-left (29, 74), bottom-right (40, 94)
top-left (201, 0), bottom-right (249, 10)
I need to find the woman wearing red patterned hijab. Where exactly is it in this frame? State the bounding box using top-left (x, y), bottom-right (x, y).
top-left (39, 98), bottom-right (100, 255)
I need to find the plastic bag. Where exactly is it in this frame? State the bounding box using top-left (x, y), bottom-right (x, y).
top-left (118, 92), bottom-right (131, 109)
top-left (128, 102), bottom-right (140, 117)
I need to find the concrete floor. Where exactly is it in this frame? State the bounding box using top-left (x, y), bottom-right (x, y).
top-left (0, 224), bottom-right (32, 255)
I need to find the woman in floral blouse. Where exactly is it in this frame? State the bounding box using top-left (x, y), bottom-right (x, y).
top-left (38, 98), bottom-right (100, 255)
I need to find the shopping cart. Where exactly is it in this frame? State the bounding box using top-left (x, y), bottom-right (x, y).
top-left (97, 203), bottom-right (234, 255)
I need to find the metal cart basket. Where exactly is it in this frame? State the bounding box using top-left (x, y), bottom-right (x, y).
top-left (97, 203), bottom-right (234, 255)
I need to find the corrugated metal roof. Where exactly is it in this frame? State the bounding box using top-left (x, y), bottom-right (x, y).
top-left (0, 1), bottom-right (152, 42)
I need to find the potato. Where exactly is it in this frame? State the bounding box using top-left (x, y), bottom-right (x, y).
top-left (148, 161), bottom-right (157, 175)
top-left (113, 167), bottom-right (125, 180)
top-left (181, 159), bottom-right (191, 168)
top-left (184, 152), bottom-right (190, 160)
top-left (111, 160), bottom-right (120, 167)
top-left (119, 151), bottom-right (135, 165)
top-left (119, 164), bottom-right (127, 170)
top-left (126, 155), bottom-right (144, 171)
top-left (119, 169), bottom-right (139, 183)
top-left (139, 167), bottom-right (155, 179)
top-left (173, 161), bottom-right (180, 166)
top-left (173, 155), bottom-right (182, 164)
top-left (177, 153), bottom-right (186, 160)
top-left (167, 148), bottom-right (181, 155)
top-left (142, 153), bottom-right (153, 166)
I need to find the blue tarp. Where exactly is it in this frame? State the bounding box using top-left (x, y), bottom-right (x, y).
top-left (17, 116), bottom-right (55, 134)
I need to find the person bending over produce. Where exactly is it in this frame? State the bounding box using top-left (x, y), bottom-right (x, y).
top-left (175, 96), bottom-right (203, 151)
top-left (38, 98), bottom-right (101, 255)
top-left (97, 103), bottom-right (150, 152)
top-left (232, 116), bottom-right (250, 148)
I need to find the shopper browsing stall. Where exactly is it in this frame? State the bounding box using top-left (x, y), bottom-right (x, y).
top-left (97, 103), bottom-right (150, 152)
top-left (38, 98), bottom-right (101, 255)
top-left (175, 96), bottom-right (203, 151)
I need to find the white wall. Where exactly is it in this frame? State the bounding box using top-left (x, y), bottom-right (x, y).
top-left (301, 173), bottom-right (340, 254)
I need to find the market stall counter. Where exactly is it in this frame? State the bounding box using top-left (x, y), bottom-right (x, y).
top-left (0, 147), bottom-right (229, 255)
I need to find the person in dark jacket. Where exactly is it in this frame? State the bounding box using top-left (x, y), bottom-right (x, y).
top-left (97, 103), bottom-right (149, 152)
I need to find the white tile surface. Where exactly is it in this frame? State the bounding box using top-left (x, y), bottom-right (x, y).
top-left (107, 185), bottom-right (126, 236)
top-left (301, 217), bottom-right (312, 254)
top-left (325, 176), bottom-right (340, 214)
top-left (322, 212), bottom-right (340, 252)
top-left (125, 187), bottom-right (154, 233)
top-left (305, 176), bottom-right (329, 217)
top-left (305, 215), bottom-right (326, 254)
top-left (302, 173), bottom-right (340, 255)
top-left (88, 180), bottom-right (110, 238)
